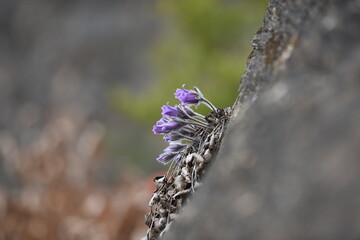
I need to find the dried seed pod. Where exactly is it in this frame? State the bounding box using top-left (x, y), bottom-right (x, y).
top-left (147, 229), bottom-right (159, 240)
top-left (184, 175), bottom-right (191, 183)
top-left (167, 188), bottom-right (176, 197)
top-left (181, 166), bottom-right (190, 177)
top-left (173, 189), bottom-right (191, 198)
top-left (196, 162), bottom-right (205, 173)
top-left (159, 208), bottom-right (168, 218)
top-left (159, 217), bottom-right (167, 228)
top-left (154, 176), bottom-right (166, 184)
top-left (159, 199), bottom-right (171, 209)
top-left (204, 149), bottom-right (212, 162)
top-left (154, 176), bottom-right (166, 190)
top-left (145, 213), bottom-right (152, 227)
top-left (208, 134), bottom-right (216, 150)
top-left (185, 153), bottom-right (194, 164)
top-left (169, 204), bottom-right (177, 212)
top-left (174, 175), bottom-right (187, 191)
top-left (193, 153), bottom-right (204, 165)
top-left (149, 193), bottom-right (160, 206)
top-left (152, 219), bottom-right (161, 231)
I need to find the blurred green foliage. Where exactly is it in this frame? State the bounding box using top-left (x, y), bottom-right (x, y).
top-left (111, 0), bottom-right (268, 125)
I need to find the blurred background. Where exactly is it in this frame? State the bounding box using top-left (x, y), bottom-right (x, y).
top-left (0, 0), bottom-right (267, 239)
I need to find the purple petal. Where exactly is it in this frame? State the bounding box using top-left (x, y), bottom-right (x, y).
top-left (152, 124), bottom-right (164, 134)
top-left (153, 120), bottom-right (184, 135)
top-left (161, 105), bottom-right (179, 118)
top-left (161, 121), bottom-right (183, 132)
top-left (164, 143), bottom-right (186, 153)
top-left (175, 86), bottom-right (200, 105)
top-left (156, 152), bottom-right (178, 164)
top-left (163, 131), bottom-right (183, 142)
top-left (156, 119), bottom-right (165, 125)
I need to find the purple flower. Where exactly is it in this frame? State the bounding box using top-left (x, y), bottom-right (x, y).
top-left (163, 134), bottom-right (174, 142)
top-left (162, 121), bottom-right (182, 132)
top-left (164, 129), bottom-right (194, 142)
top-left (156, 118), bottom-right (166, 125)
top-left (161, 105), bottom-right (179, 118)
top-left (152, 85), bottom-right (218, 164)
top-left (152, 125), bottom-right (163, 134)
top-left (152, 120), bottom-right (183, 134)
top-left (175, 85), bottom-right (201, 105)
top-left (164, 143), bottom-right (186, 153)
top-left (156, 152), bottom-right (178, 164)
top-left (156, 143), bottom-right (185, 164)
top-left (164, 132), bottom-right (182, 142)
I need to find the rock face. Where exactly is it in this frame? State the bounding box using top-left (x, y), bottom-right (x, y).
top-left (165, 0), bottom-right (360, 239)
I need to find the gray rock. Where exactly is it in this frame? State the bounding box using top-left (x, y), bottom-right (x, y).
top-left (165, 0), bottom-right (360, 239)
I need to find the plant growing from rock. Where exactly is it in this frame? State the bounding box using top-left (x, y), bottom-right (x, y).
top-left (143, 85), bottom-right (231, 239)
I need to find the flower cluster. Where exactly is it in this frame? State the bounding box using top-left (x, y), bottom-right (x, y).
top-left (153, 85), bottom-right (218, 164)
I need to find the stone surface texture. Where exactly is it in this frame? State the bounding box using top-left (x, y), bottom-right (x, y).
top-left (165, 0), bottom-right (360, 239)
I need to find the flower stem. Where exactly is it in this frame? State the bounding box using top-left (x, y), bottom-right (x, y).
top-left (187, 121), bottom-right (209, 129)
top-left (192, 111), bottom-right (206, 118)
top-left (178, 133), bottom-right (197, 142)
top-left (201, 98), bottom-right (217, 112)
top-left (188, 115), bottom-right (207, 124)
